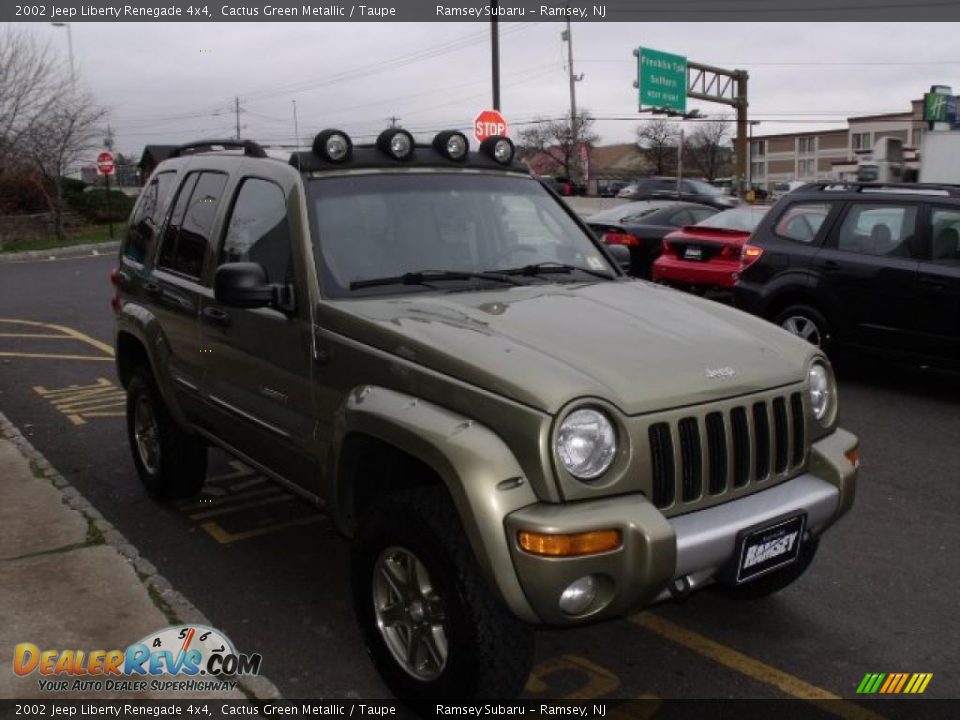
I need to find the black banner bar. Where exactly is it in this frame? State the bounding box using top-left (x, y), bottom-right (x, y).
top-left (1, 700), bottom-right (959, 720)
top-left (5, 0), bottom-right (960, 22)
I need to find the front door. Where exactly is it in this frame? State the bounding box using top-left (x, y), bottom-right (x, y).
top-left (199, 176), bottom-right (318, 491)
top-left (913, 205), bottom-right (960, 365)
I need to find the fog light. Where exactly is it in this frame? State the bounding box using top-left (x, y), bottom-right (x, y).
top-left (377, 128), bottom-right (414, 161)
top-left (559, 575), bottom-right (598, 616)
top-left (480, 135), bottom-right (515, 164)
top-left (313, 129), bottom-right (352, 163)
top-left (433, 130), bottom-right (469, 161)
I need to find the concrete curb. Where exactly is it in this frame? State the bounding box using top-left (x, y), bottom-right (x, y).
top-left (0, 410), bottom-right (283, 701)
top-left (0, 241), bottom-right (120, 263)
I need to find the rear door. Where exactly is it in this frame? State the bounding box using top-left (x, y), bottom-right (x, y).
top-left (913, 204), bottom-right (960, 364)
top-left (813, 201), bottom-right (922, 351)
top-left (150, 169), bottom-right (227, 415)
top-left (199, 173), bottom-right (318, 490)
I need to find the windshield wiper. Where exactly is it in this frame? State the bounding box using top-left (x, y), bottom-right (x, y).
top-left (350, 270), bottom-right (523, 290)
top-left (489, 262), bottom-right (615, 281)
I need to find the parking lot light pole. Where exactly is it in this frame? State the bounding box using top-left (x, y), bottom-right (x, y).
top-left (50, 22), bottom-right (75, 82)
top-left (490, 1), bottom-right (501, 110)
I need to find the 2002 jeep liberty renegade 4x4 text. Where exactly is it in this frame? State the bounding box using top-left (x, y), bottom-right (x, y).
top-left (113, 129), bottom-right (858, 700)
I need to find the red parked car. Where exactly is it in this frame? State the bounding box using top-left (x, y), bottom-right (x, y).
top-left (652, 206), bottom-right (769, 292)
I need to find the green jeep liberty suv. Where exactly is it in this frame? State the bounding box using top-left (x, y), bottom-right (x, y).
top-left (113, 130), bottom-right (859, 700)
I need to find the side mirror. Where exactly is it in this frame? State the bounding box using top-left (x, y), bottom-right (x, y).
top-left (214, 262), bottom-right (274, 309)
top-left (606, 244), bottom-right (632, 274)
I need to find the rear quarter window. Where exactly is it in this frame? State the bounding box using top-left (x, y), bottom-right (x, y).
top-left (124, 171), bottom-right (175, 264)
top-left (773, 202), bottom-right (832, 244)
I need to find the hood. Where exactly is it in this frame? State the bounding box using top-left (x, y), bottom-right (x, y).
top-left (321, 281), bottom-right (815, 416)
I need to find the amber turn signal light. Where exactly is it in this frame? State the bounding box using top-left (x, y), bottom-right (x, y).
top-left (517, 529), bottom-right (622, 557)
top-left (844, 445), bottom-right (861, 469)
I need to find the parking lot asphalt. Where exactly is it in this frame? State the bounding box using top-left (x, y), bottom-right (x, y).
top-left (1, 252), bottom-right (958, 709)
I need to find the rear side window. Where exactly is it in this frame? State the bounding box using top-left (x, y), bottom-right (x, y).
top-left (221, 178), bottom-right (292, 284)
top-left (930, 207), bottom-right (960, 264)
top-left (124, 171), bottom-right (175, 263)
top-left (156, 171), bottom-right (228, 280)
top-left (774, 202), bottom-right (832, 244)
top-left (836, 204), bottom-right (918, 258)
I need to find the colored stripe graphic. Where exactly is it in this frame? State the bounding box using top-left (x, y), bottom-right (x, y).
top-left (857, 672), bottom-right (932, 694)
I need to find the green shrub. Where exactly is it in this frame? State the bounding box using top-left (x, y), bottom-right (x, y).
top-left (67, 188), bottom-right (134, 222)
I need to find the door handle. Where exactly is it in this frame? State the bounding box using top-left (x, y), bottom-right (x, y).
top-left (818, 260), bottom-right (840, 272)
top-left (202, 307), bottom-right (232, 328)
top-left (920, 277), bottom-right (947, 291)
top-left (142, 282), bottom-right (162, 297)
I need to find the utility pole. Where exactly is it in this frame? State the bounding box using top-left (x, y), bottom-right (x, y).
top-left (387, 116), bottom-right (401, 128)
top-left (734, 70), bottom-right (748, 197)
top-left (235, 97), bottom-right (241, 140)
top-left (677, 127), bottom-right (684, 195)
top-left (490, 1), bottom-right (501, 110)
top-left (562, 18), bottom-right (584, 180)
top-left (292, 100), bottom-right (300, 148)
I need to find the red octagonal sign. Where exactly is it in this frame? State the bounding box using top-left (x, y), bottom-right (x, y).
top-left (96, 151), bottom-right (115, 176)
top-left (473, 109), bottom-right (508, 143)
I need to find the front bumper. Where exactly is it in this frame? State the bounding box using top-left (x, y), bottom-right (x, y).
top-left (504, 428), bottom-right (858, 625)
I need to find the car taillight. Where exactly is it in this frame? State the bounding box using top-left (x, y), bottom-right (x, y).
top-left (110, 268), bottom-right (121, 313)
top-left (740, 244), bottom-right (764, 270)
top-left (661, 240), bottom-right (675, 256)
top-left (602, 232), bottom-right (640, 246)
top-left (719, 244), bottom-right (739, 258)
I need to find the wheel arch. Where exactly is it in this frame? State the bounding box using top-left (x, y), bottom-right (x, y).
top-left (330, 385), bottom-right (540, 623)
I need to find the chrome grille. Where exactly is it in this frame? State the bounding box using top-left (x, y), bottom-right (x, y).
top-left (649, 392), bottom-right (806, 510)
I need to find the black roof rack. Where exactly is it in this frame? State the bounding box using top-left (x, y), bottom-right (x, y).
top-left (798, 181), bottom-right (960, 197)
top-left (168, 139), bottom-right (267, 159)
top-left (289, 143), bottom-right (527, 174)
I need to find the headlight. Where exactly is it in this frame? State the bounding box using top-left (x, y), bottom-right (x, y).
top-left (556, 408), bottom-right (617, 480)
top-left (808, 363), bottom-right (833, 422)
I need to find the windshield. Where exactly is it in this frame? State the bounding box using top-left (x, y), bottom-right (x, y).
top-left (307, 173), bottom-right (614, 297)
top-left (685, 179), bottom-right (724, 196)
top-left (696, 205), bottom-right (769, 232)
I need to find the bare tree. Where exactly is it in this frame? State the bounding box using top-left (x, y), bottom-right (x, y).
top-left (635, 119), bottom-right (678, 176)
top-left (0, 28), bottom-right (68, 173)
top-left (517, 112), bottom-right (599, 181)
top-left (24, 89), bottom-right (108, 241)
top-left (685, 119), bottom-right (734, 182)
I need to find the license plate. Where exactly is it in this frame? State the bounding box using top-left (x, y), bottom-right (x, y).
top-left (734, 514), bottom-right (806, 584)
top-left (683, 246), bottom-right (703, 260)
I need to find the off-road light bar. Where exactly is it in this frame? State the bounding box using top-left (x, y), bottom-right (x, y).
top-left (313, 129), bottom-right (352, 163)
top-left (480, 135), bottom-right (515, 165)
top-left (377, 128), bottom-right (415, 161)
top-left (432, 130), bottom-right (469, 161)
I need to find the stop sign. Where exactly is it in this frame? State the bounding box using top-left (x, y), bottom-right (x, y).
top-left (96, 151), bottom-right (115, 176)
top-left (473, 109), bottom-right (509, 143)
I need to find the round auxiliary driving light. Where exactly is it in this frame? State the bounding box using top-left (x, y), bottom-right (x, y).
top-left (432, 130), bottom-right (469, 161)
top-left (312, 129), bottom-right (352, 163)
top-left (559, 575), bottom-right (599, 616)
top-left (376, 128), bottom-right (415, 161)
top-left (480, 135), bottom-right (515, 164)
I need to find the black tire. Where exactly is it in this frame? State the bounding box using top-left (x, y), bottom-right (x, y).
top-left (126, 367), bottom-right (207, 500)
top-left (773, 303), bottom-right (832, 352)
top-left (351, 486), bottom-right (534, 701)
top-left (711, 535), bottom-right (819, 601)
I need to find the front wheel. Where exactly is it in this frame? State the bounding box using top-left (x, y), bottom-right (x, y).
top-left (351, 487), bottom-right (534, 700)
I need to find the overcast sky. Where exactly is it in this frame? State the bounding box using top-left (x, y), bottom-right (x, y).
top-left (19, 21), bottom-right (960, 158)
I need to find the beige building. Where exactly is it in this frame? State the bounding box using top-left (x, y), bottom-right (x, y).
top-left (749, 100), bottom-right (926, 189)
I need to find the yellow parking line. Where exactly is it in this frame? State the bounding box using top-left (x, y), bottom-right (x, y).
top-left (200, 515), bottom-right (323, 544)
top-left (188, 493), bottom-right (294, 521)
top-left (631, 614), bottom-right (886, 720)
top-left (0, 318), bottom-right (114, 357)
top-left (0, 333), bottom-right (67, 338)
top-left (0, 352), bottom-right (113, 361)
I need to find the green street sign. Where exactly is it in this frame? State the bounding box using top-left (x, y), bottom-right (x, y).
top-left (638, 48), bottom-right (687, 113)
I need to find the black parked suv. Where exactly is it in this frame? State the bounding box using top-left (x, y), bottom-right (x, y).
top-left (735, 182), bottom-right (960, 369)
